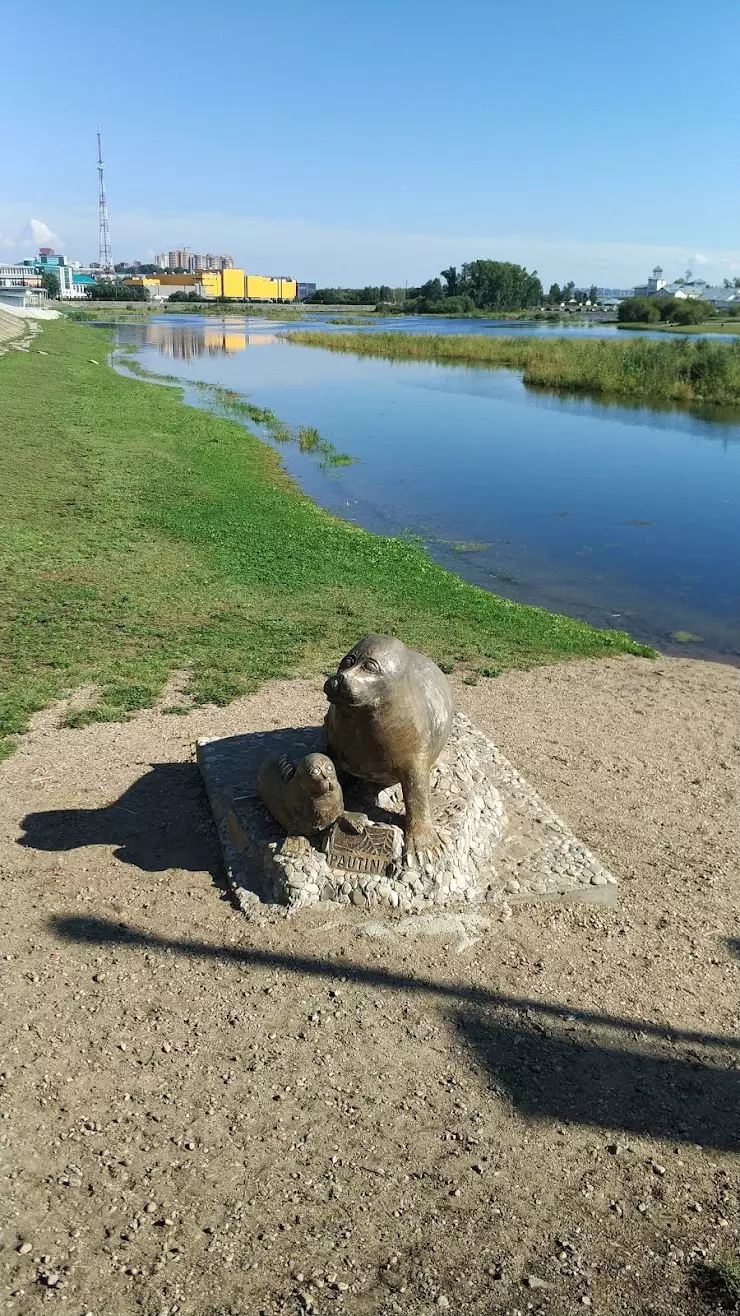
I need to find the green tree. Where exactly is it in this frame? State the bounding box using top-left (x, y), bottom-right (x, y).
top-left (85, 280), bottom-right (149, 302)
top-left (418, 278), bottom-right (443, 302)
top-left (440, 266), bottom-right (459, 296)
top-left (588, 285), bottom-right (599, 304)
top-left (40, 271), bottom-right (60, 300)
top-left (562, 281), bottom-right (576, 302)
top-left (617, 296), bottom-right (661, 324)
top-left (660, 297), bottom-right (714, 325)
top-left (457, 260), bottom-right (543, 310)
top-left (548, 283), bottom-right (562, 304)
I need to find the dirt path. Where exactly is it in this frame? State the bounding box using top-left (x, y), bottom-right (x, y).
top-left (0, 655), bottom-right (738, 1316)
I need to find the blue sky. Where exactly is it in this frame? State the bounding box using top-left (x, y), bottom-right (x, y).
top-left (1, 0), bottom-right (738, 286)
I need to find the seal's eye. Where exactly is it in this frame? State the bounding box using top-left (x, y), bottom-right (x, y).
top-left (364, 658), bottom-right (380, 672)
top-left (341, 654), bottom-right (357, 669)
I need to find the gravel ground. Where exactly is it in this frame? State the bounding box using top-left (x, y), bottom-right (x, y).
top-left (0, 653), bottom-right (738, 1316)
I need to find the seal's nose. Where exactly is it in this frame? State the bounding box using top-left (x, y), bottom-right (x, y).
top-left (324, 674), bottom-right (340, 701)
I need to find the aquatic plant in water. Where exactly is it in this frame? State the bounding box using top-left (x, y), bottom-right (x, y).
top-left (285, 330), bottom-right (740, 407)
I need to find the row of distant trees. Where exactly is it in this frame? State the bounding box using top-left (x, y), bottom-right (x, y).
top-left (547, 281), bottom-right (599, 306)
top-left (84, 280), bottom-right (150, 301)
top-left (306, 264), bottom-right (603, 313)
top-left (307, 285), bottom-right (397, 305)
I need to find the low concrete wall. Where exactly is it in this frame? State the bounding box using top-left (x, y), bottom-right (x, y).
top-left (0, 303), bottom-right (61, 321)
top-left (0, 307), bottom-right (25, 346)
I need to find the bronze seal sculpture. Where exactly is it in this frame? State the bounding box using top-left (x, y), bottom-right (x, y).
top-left (324, 635), bottom-right (454, 866)
top-left (257, 752), bottom-right (343, 837)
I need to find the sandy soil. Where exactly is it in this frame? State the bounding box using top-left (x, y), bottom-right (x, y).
top-left (0, 654), bottom-right (738, 1316)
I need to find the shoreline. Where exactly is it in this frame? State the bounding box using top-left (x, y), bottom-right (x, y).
top-left (0, 318), bottom-right (649, 758)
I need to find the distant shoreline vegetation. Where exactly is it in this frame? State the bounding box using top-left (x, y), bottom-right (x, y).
top-left (617, 294), bottom-right (740, 328)
top-left (306, 261), bottom-right (575, 315)
top-left (285, 330), bottom-right (740, 407)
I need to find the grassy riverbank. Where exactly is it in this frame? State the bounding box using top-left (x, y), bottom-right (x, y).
top-left (0, 320), bottom-right (650, 758)
top-left (617, 319), bottom-right (740, 335)
top-left (286, 329), bottom-right (740, 405)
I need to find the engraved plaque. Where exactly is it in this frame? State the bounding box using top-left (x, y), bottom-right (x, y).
top-left (324, 812), bottom-right (398, 875)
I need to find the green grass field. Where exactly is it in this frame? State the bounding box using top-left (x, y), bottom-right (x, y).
top-left (0, 320), bottom-right (651, 758)
top-left (286, 329), bottom-right (740, 405)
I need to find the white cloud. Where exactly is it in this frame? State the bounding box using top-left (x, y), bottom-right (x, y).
top-left (693, 252), bottom-right (709, 265)
top-left (23, 217), bottom-right (62, 248)
top-left (0, 215), bottom-right (63, 256)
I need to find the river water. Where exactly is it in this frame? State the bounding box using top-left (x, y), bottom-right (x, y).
top-left (110, 315), bottom-right (740, 659)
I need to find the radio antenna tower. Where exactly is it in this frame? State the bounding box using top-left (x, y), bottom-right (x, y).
top-left (97, 127), bottom-right (113, 272)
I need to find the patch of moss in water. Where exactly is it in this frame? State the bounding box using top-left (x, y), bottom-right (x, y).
top-left (452, 541), bottom-right (490, 553)
top-left (296, 425), bottom-right (355, 468)
top-left (671, 631), bottom-right (703, 643)
top-left (297, 426), bottom-right (321, 452)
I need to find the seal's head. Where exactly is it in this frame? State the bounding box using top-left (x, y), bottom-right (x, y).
top-left (297, 752), bottom-right (338, 796)
top-left (323, 635), bottom-right (408, 709)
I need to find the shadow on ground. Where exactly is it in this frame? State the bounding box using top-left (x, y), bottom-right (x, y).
top-left (51, 914), bottom-right (740, 1154)
top-left (19, 763), bottom-right (221, 876)
top-left (455, 1011), bottom-right (739, 1152)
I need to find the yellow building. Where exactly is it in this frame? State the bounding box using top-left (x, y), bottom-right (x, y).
top-left (156, 273), bottom-right (196, 286)
top-left (125, 267), bottom-right (295, 302)
top-left (221, 268), bottom-right (246, 299)
top-left (193, 271), bottom-right (222, 297)
top-left (244, 274), bottom-right (273, 301)
top-left (124, 277), bottom-right (162, 291)
top-left (244, 273), bottom-right (297, 302)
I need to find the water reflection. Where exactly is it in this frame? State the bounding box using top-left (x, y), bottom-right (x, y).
top-left (111, 317), bottom-right (740, 659)
top-left (139, 322), bottom-right (255, 360)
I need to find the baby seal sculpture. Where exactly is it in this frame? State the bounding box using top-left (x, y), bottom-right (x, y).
top-left (257, 752), bottom-right (343, 837)
top-left (324, 635), bottom-right (454, 867)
